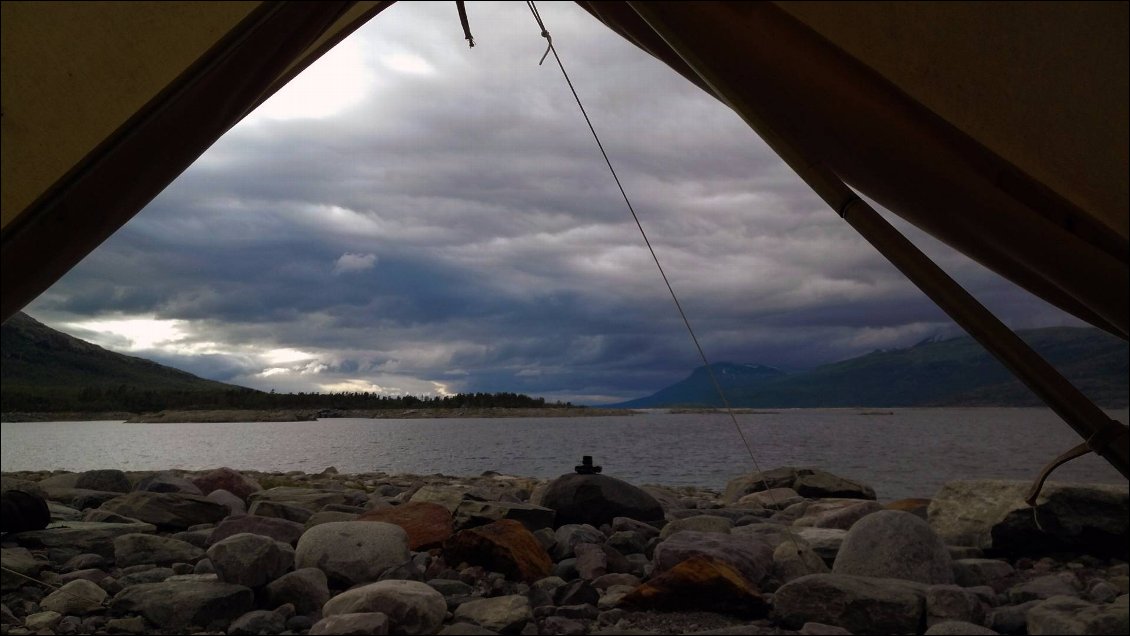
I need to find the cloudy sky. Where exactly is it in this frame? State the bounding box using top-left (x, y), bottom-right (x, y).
top-left (25, 2), bottom-right (1087, 404)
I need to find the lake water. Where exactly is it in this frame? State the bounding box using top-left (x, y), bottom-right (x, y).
top-left (1, 408), bottom-right (1126, 502)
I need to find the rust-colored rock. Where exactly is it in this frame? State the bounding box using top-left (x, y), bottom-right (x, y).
top-left (443, 519), bottom-right (552, 583)
top-left (359, 502), bottom-right (453, 550)
top-left (620, 555), bottom-right (769, 616)
top-left (190, 468), bottom-right (262, 501)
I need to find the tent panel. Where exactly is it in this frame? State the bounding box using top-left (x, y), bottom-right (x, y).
top-left (0, 1), bottom-right (261, 229)
top-left (777, 1), bottom-right (1129, 242)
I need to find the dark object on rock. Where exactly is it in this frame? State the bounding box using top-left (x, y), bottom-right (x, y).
top-left (1, 490), bottom-right (50, 534)
top-left (539, 474), bottom-right (663, 528)
top-left (575, 456), bottom-right (602, 475)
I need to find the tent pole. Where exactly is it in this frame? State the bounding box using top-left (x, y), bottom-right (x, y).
top-left (629, 2), bottom-right (1129, 480)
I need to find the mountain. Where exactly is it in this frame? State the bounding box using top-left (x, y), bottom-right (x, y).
top-left (1, 312), bottom-right (254, 412)
top-left (610, 327), bottom-right (1128, 408)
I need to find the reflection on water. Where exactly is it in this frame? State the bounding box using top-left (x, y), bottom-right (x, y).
top-left (2, 408), bottom-right (1126, 501)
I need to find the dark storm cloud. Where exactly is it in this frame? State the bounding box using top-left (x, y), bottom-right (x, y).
top-left (24, 2), bottom-right (1086, 403)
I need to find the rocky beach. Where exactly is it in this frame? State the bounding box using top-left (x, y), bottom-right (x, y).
top-left (1, 464), bottom-right (1127, 635)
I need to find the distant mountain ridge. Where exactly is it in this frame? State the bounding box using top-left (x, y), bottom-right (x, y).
top-left (1, 312), bottom-right (249, 405)
top-left (610, 327), bottom-right (1128, 408)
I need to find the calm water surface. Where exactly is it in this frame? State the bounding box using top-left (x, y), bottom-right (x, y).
top-left (2, 408), bottom-right (1126, 501)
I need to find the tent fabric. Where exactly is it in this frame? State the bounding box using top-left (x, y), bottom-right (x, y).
top-left (2, 1), bottom-right (1126, 334)
top-left (579, 2), bottom-right (1128, 340)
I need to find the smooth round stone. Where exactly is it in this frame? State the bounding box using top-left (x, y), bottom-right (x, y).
top-left (296, 521), bottom-right (410, 587)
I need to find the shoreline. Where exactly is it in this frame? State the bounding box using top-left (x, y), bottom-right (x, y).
top-left (2, 466), bottom-right (1126, 635)
top-left (0, 406), bottom-right (641, 424)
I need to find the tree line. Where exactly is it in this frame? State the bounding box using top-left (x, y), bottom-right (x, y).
top-left (0, 385), bottom-right (572, 414)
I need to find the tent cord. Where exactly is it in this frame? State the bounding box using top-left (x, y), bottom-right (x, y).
top-left (525, 0), bottom-right (809, 560)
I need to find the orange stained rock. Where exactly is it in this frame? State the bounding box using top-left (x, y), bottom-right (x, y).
top-left (359, 501), bottom-right (454, 550)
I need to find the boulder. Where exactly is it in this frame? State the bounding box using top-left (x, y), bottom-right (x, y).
top-left (658, 515), bottom-right (733, 539)
top-left (208, 515), bottom-right (305, 546)
top-left (39, 579), bottom-right (106, 615)
top-left (295, 521), bottom-right (410, 587)
top-left (99, 491), bottom-right (228, 530)
top-left (248, 500), bottom-right (313, 524)
top-left (928, 480), bottom-right (1129, 558)
top-left (113, 533), bottom-right (204, 567)
top-left (265, 568), bottom-right (330, 616)
top-left (622, 555), bottom-right (770, 616)
top-left (408, 485), bottom-right (474, 512)
top-left (249, 487), bottom-right (348, 512)
top-left (737, 487), bottom-right (801, 509)
top-left (1027, 594), bottom-right (1128, 635)
top-left (358, 502), bottom-right (454, 550)
top-left (452, 595), bottom-right (533, 634)
top-left (110, 581), bottom-right (254, 630)
top-left (229, 609), bottom-right (288, 636)
top-left (794, 471), bottom-right (877, 500)
top-left (952, 559), bottom-right (1016, 591)
top-left (135, 472), bottom-right (203, 495)
top-left (538, 474), bottom-right (664, 527)
top-left (1, 547), bottom-right (45, 592)
top-left (322, 580), bottom-right (446, 635)
top-left (774, 573), bottom-right (926, 634)
top-left (0, 476), bottom-right (47, 499)
top-left (306, 510), bottom-right (360, 529)
top-left (552, 523), bottom-right (606, 560)
top-left (443, 519), bottom-right (552, 583)
top-left (0, 490), bottom-right (50, 533)
top-left (724, 467), bottom-right (875, 504)
top-left (797, 501), bottom-right (884, 530)
top-left (653, 531), bottom-right (773, 584)
top-left (191, 468), bottom-right (262, 501)
top-left (453, 500), bottom-right (556, 532)
top-left (574, 543), bottom-right (608, 580)
top-left (39, 470), bottom-right (131, 494)
top-left (773, 539), bottom-right (829, 583)
top-left (886, 498), bottom-right (932, 519)
top-left (207, 533), bottom-right (294, 588)
top-left (1008, 573), bottom-right (1082, 603)
top-left (310, 612), bottom-right (390, 635)
top-left (205, 489), bottom-right (246, 516)
top-left (924, 621), bottom-right (1000, 635)
top-left (14, 521), bottom-right (157, 558)
top-left (833, 510), bottom-right (954, 584)
top-left (927, 584), bottom-right (987, 627)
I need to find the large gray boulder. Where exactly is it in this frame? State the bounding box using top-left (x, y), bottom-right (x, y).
top-left (724, 467), bottom-right (875, 504)
top-left (14, 521), bottom-right (157, 558)
top-left (113, 533), bottom-right (204, 567)
top-left (928, 480), bottom-right (1128, 558)
top-left (452, 595), bottom-right (533, 634)
top-left (1, 547), bottom-right (45, 592)
top-left (39, 579), bottom-right (106, 615)
top-left (265, 568), bottom-right (330, 616)
top-left (538, 474), bottom-right (663, 527)
top-left (653, 531), bottom-right (774, 584)
top-left (110, 581), bottom-right (254, 630)
top-left (774, 573), bottom-right (926, 634)
top-left (99, 491), bottom-right (228, 530)
top-left (310, 613), bottom-right (390, 635)
top-left (295, 521), bottom-right (409, 587)
top-left (322, 580), bottom-right (446, 635)
top-left (134, 471), bottom-right (203, 495)
top-left (207, 533), bottom-right (294, 588)
top-left (833, 510), bottom-right (954, 584)
top-left (453, 500), bottom-right (556, 532)
top-left (208, 514), bottom-right (305, 546)
top-left (1027, 594), bottom-right (1128, 635)
top-left (249, 487), bottom-right (347, 512)
top-left (40, 470), bottom-right (131, 494)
